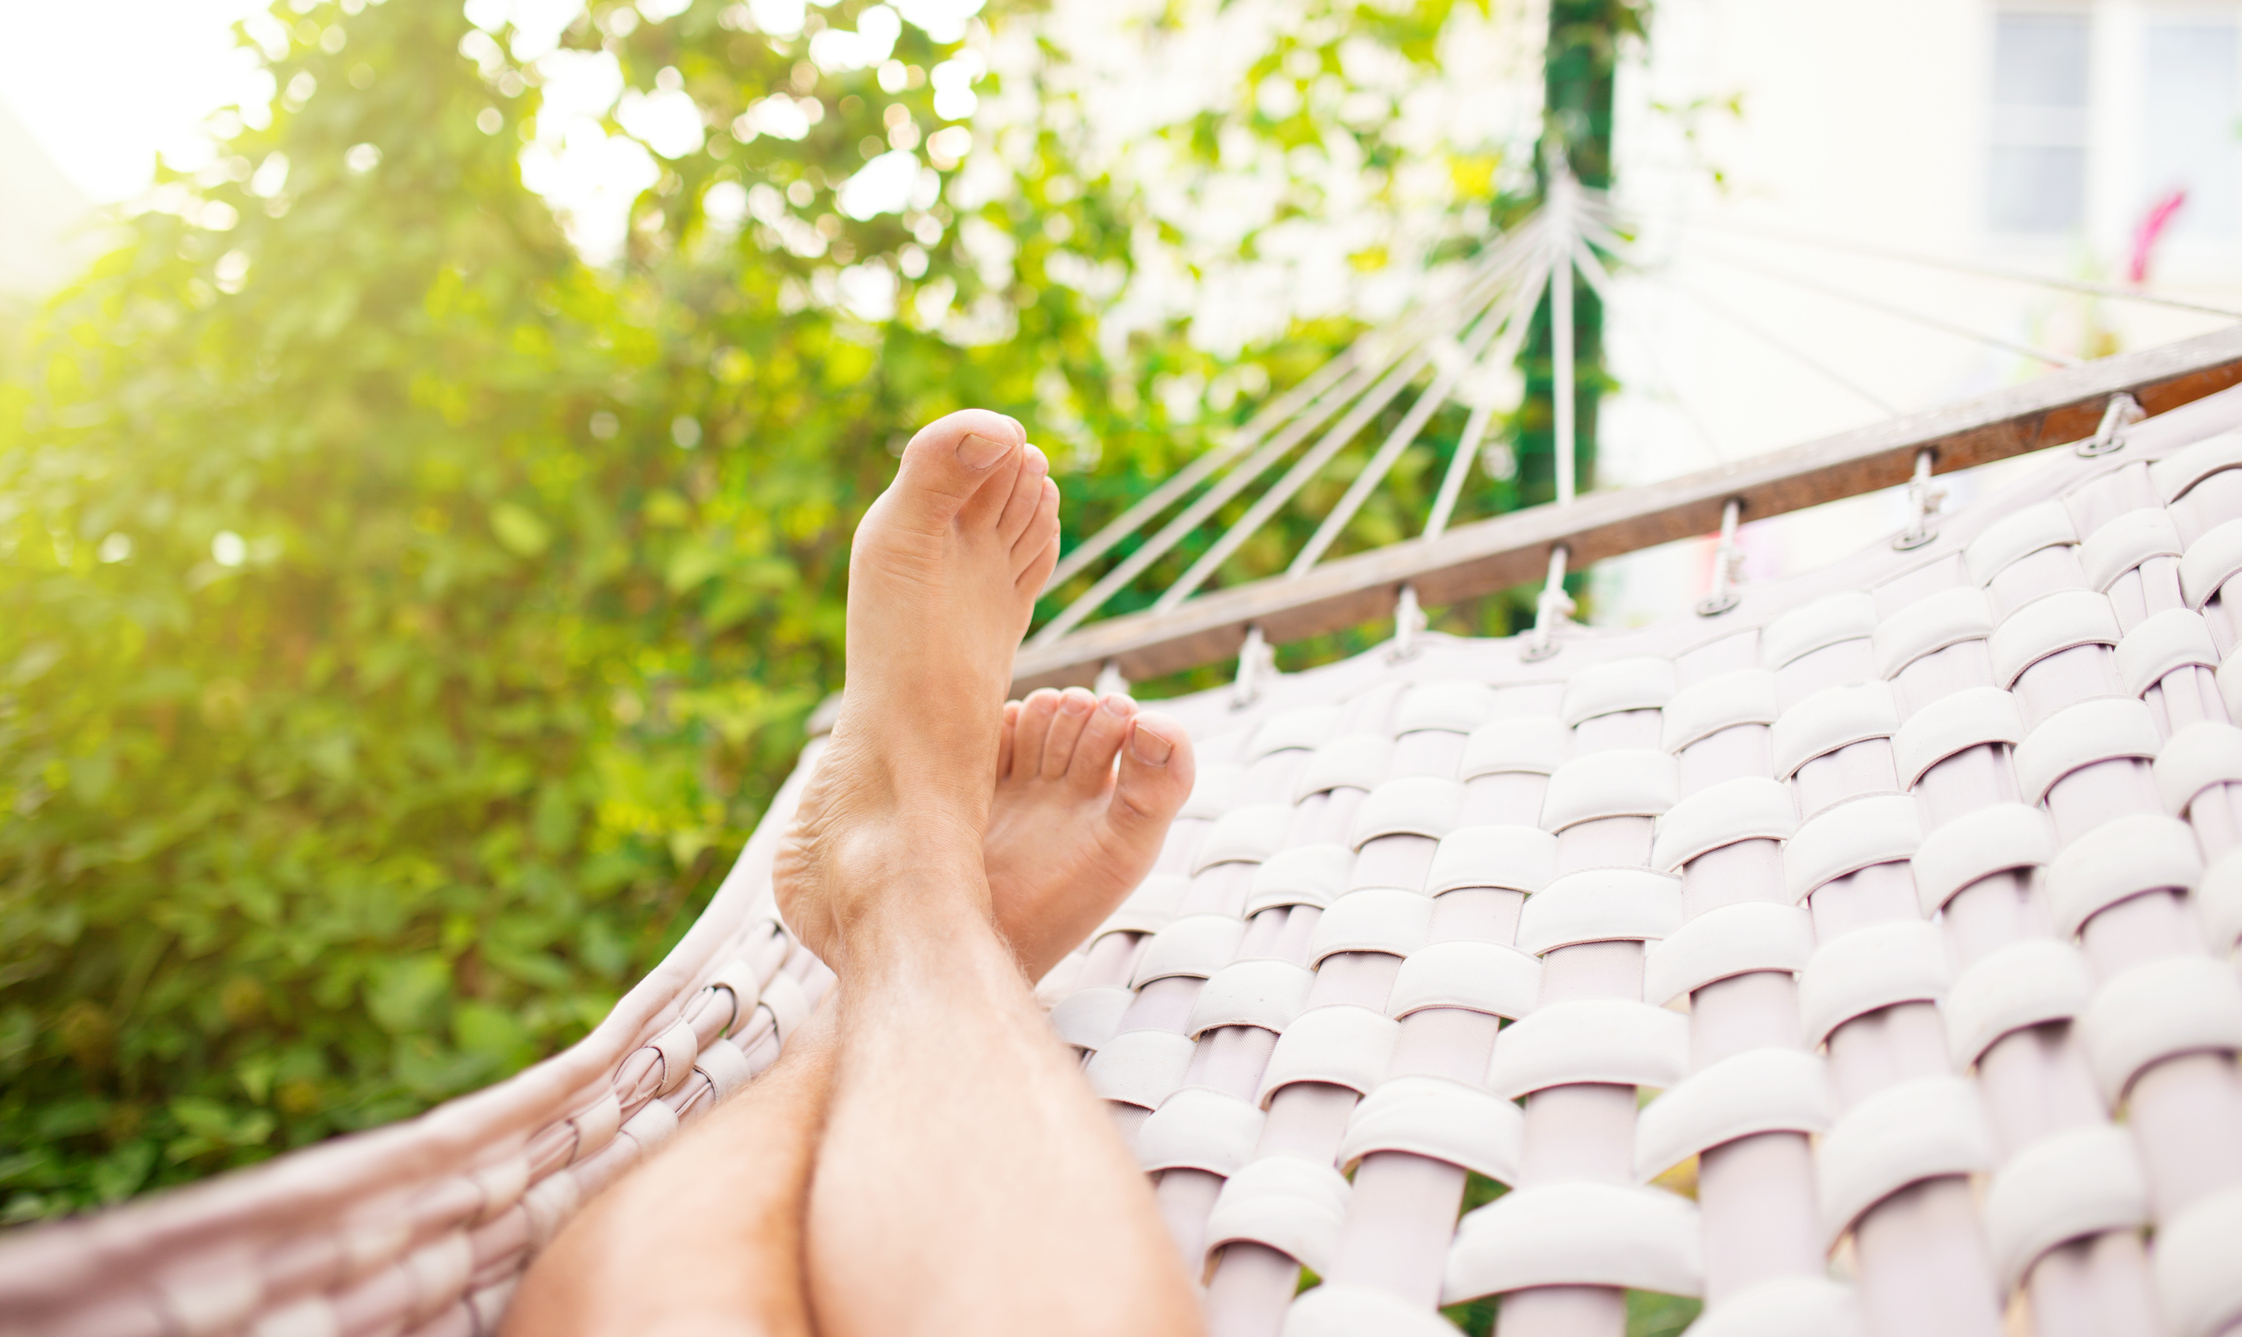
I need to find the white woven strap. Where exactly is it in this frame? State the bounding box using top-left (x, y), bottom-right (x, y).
top-left (1891, 685), bottom-right (2025, 787)
top-left (1515, 867), bottom-right (1682, 954)
top-left (1942, 938), bottom-right (2094, 1067)
top-left (1644, 901), bottom-right (1814, 1004)
top-left (1097, 872), bottom-right (1188, 937)
top-left (1308, 888), bottom-right (1435, 965)
top-left (1396, 679), bottom-right (1499, 734)
top-left (1989, 589), bottom-right (2122, 686)
top-left (1660, 668), bottom-right (1778, 751)
top-left (1982, 1123), bottom-right (2148, 1292)
top-left (646, 1019), bottom-right (699, 1097)
top-left (1443, 1182), bottom-right (1702, 1304)
top-left (1247, 844), bottom-right (1354, 915)
top-left (1283, 1284), bottom-right (1461, 1337)
top-left (1486, 998), bottom-right (1689, 1099)
top-left (2151, 427), bottom-right (2242, 503)
top-left (1560, 655), bottom-right (1677, 726)
top-left (2079, 956), bottom-right (2242, 1101)
top-left (1250, 703), bottom-right (1344, 759)
top-left (2155, 720), bottom-right (2242, 816)
top-left (2153, 1183), bottom-right (2242, 1337)
top-left (2117, 607), bottom-right (2220, 697)
top-left (1351, 776), bottom-right (1467, 847)
top-left (1256, 1005), bottom-right (1401, 1106)
top-left (1135, 1087), bottom-right (1266, 1175)
top-left (1461, 715), bottom-right (1570, 779)
top-left (691, 1037), bottom-right (754, 1102)
top-left (1425, 823), bottom-right (1556, 894)
top-left (1540, 748), bottom-right (1678, 829)
top-left (1965, 498), bottom-right (2077, 585)
top-left (1784, 795), bottom-right (1922, 903)
top-left (1815, 1076), bottom-right (1995, 1243)
top-left (706, 955), bottom-right (765, 1020)
top-left (1797, 919), bottom-right (1949, 1047)
top-left (1337, 1074), bottom-right (1524, 1183)
top-left (522, 1169), bottom-right (583, 1250)
top-left (1204, 1154), bottom-right (1352, 1273)
top-left (1911, 801), bottom-right (2052, 915)
top-left (1188, 959), bottom-right (1316, 1038)
top-left (1084, 1030), bottom-right (1197, 1108)
top-left (1761, 592), bottom-right (1877, 670)
top-left (1051, 986), bottom-right (1134, 1051)
top-left (1773, 681), bottom-right (1898, 778)
top-left (468, 1154), bottom-right (532, 1225)
top-left (1873, 585), bottom-right (1993, 679)
top-left (2180, 516), bottom-right (2242, 608)
top-left (1387, 940), bottom-right (1540, 1020)
top-left (2081, 506), bottom-right (2185, 590)
top-left (1634, 1047), bottom-right (1834, 1182)
top-left (1687, 1277), bottom-right (1864, 1337)
top-left (1195, 802), bottom-right (1294, 871)
top-left (2013, 697), bottom-right (2161, 803)
top-left (566, 1089), bottom-right (623, 1165)
top-left (1181, 764), bottom-right (1247, 819)
top-left (2221, 646), bottom-right (2242, 724)
top-left (2199, 848), bottom-right (2242, 950)
top-left (2045, 812), bottom-right (2201, 936)
top-left (1294, 733), bottom-right (1394, 800)
top-left (1133, 913), bottom-right (1248, 985)
top-left (1651, 777), bottom-right (1795, 873)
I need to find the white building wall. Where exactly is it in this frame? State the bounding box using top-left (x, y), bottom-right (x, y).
top-left (1588, 0), bottom-right (2242, 625)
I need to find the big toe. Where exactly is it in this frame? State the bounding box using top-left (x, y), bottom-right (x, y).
top-left (1110, 710), bottom-right (1195, 837)
top-left (888, 408), bottom-right (1026, 527)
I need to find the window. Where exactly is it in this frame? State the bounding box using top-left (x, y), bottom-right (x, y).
top-left (2141, 20), bottom-right (2239, 236)
top-left (1989, 11), bottom-right (2091, 233)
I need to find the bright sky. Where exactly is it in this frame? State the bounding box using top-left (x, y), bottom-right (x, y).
top-left (0, 0), bottom-right (271, 201)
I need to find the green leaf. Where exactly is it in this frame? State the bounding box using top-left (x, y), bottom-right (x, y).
top-left (488, 502), bottom-right (552, 557)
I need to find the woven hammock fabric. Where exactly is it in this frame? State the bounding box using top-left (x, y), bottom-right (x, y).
top-left (10, 386), bottom-right (2242, 1337)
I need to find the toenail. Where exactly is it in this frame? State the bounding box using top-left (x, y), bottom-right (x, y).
top-left (1131, 725), bottom-right (1174, 766)
top-left (957, 432), bottom-right (1011, 469)
top-left (1061, 692), bottom-right (1093, 714)
top-left (1100, 694), bottom-right (1132, 716)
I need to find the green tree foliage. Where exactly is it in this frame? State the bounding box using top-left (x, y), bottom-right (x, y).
top-left (1, 0), bottom-right (1535, 1216)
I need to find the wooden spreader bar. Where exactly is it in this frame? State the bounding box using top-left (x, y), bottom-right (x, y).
top-left (1011, 323), bottom-right (2242, 694)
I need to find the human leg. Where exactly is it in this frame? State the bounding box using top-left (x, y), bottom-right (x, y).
top-left (519, 408), bottom-right (1198, 1337)
top-left (506, 1004), bottom-right (839, 1337)
top-left (776, 411), bottom-right (1202, 1335)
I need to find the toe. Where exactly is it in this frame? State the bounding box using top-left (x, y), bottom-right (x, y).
top-left (1014, 472), bottom-right (1060, 559)
top-left (1110, 710), bottom-right (1195, 833)
top-left (1039, 687), bottom-right (1098, 778)
top-left (1017, 536), bottom-right (1058, 603)
top-left (1066, 693), bottom-right (1137, 792)
top-left (996, 444), bottom-right (1051, 547)
top-left (997, 700), bottom-right (1021, 781)
top-left (1010, 689), bottom-right (1061, 784)
top-left (889, 409), bottom-right (1024, 529)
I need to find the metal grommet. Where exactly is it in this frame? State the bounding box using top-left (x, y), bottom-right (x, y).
top-left (2077, 392), bottom-right (2144, 458)
top-left (1892, 448), bottom-right (1944, 551)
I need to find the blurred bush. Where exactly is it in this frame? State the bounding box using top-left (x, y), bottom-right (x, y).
top-left (0, 0), bottom-right (1512, 1216)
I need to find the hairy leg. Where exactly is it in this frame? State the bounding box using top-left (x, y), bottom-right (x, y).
top-left (779, 410), bottom-right (1202, 1335)
top-left (519, 409), bottom-right (1198, 1337)
top-left (507, 1006), bottom-right (839, 1337)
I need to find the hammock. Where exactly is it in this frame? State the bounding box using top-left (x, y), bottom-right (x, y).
top-left (9, 220), bottom-right (2242, 1335)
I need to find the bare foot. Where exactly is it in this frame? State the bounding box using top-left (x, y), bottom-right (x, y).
top-left (988, 688), bottom-right (1196, 979)
top-left (773, 409), bottom-right (1060, 973)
